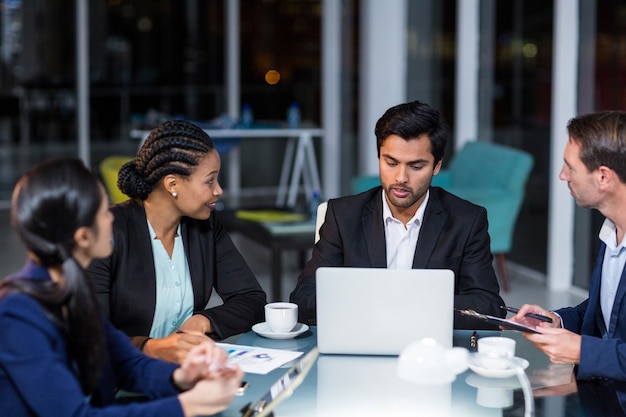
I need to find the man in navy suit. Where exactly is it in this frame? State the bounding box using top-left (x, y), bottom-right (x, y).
top-left (289, 100), bottom-right (505, 328)
top-left (511, 111), bottom-right (626, 406)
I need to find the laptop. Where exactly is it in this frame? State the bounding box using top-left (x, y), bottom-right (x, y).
top-left (316, 267), bottom-right (454, 355)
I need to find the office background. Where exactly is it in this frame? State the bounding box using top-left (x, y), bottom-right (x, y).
top-left (0, 0), bottom-right (621, 296)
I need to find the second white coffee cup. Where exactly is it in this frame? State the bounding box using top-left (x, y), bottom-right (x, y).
top-left (477, 336), bottom-right (516, 369)
top-left (478, 336), bottom-right (516, 357)
top-left (265, 302), bottom-right (298, 333)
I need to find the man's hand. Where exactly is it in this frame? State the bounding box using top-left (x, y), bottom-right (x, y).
top-left (531, 367), bottom-right (577, 397)
top-left (524, 326), bottom-right (581, 364)
top-left (509, 303), bottom-right (561, 329)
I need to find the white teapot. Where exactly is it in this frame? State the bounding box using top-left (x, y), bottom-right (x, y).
top-left (397, 338), bottom-right (469, 385)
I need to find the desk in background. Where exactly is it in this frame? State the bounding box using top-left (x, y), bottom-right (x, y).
top-left (217, 209), bottom-right (315, 302)
top-left (222, 328), bottom-right (618, 417)
top-left (130, 127), bottom-right (324, 208)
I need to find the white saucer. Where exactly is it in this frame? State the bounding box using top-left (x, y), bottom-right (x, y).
top-left (468, 356), bottom-right (529, 378)
top-left (252, 322), bottom-right (309, 340)
top-left (465, 373), bottom-right (521, 389)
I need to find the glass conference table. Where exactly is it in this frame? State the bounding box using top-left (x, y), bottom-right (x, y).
top-left (220, 327), bottom-right (625, 417)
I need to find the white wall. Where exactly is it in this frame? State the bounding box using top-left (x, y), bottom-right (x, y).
top-left (358, 0), bottom-right (408, 176)
top-left (547, 0), bottom-right (579, 291)
top-left (454, 0), bottom-right (479, 151)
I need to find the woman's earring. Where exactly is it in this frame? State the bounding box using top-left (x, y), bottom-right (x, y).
top-left (171, 192), bottom-right (178, 198)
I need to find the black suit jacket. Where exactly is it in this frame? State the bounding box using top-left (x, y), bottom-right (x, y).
top-left (289, 187), bottom-right (505, 328)
top-left (88, 200), bottom-right (266, 347)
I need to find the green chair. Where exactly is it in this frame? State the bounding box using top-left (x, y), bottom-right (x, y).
top-left (99, 155), bottom-right (134, 204)
top-left (431, 141), bottom-right (534, 292)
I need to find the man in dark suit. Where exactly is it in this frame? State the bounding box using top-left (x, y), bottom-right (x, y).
top-left (510, 111), bottom-right (626, 407)
top-left (289, 100), bottom-right (505, 328)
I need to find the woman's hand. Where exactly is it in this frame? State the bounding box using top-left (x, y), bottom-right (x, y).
top-left (172, 341), bottom-right (231, 391)
top-left (179, 314), bottom-right (213, 335)
top-left (175, 343), bottom-right (243, 417)
top-left (143, 331), bottom-right (212, 364)
top-left (178, 365), bottom-right (243, 417)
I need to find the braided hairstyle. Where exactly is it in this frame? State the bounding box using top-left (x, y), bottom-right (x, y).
top-left (118, 120), bottom-right (216, 200)
top-left (4, 158), bottom-right (105, 395)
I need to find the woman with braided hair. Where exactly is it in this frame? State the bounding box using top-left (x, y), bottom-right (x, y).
top-left (0, 158), bottom-right (244, 416)
top-left (88, 120), bottom-right (266, 364)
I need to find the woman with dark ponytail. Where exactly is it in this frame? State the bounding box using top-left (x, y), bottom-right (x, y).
top-left (0, 158), bottom-right (243, 416)
top-left (88, 120), bottom-right (266, 364)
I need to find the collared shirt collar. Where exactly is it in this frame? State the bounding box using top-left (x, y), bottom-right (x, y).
top-left (599, 218), bottom-right (626, 251)
top-left (599, 218), bottom-right (626, 333)
top-left (382, 188), bottom-right (430, 227)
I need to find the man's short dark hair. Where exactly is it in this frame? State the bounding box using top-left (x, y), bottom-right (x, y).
top-left (374, 100), bottom-right (449, 164)
top-left (567, 111), bottom-right (626, 183)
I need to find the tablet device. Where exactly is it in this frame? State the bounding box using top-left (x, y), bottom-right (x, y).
top-left (456, 309), bottom-right (540, 333)
top-left (241, 347), bottom-right (319, 417)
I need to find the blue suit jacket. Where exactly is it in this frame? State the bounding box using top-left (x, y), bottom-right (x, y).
top-left (558, 242), bottom-right (626, 386)
top-left (290, 187), bottom-right (505, 328)
top-left (0, 262), bottom-right (183, 417)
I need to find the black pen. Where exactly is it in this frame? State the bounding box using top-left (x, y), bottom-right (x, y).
top-left (501, 305), bottom-right (553, 323)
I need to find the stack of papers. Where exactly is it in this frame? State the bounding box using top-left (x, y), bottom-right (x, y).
top-left (217, 343), bottom-right (304, 374)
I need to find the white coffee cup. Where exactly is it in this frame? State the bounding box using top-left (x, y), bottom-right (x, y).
top-left (477, 336), bottom-right (516, 370)
top-left (265, 302), bottom-right (298, 333)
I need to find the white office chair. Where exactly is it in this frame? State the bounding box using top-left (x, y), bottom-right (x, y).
top-left (314, 201), bottom-right (328, 243)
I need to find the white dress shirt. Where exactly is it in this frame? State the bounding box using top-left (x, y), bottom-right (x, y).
top-left (599, 218), bottom-right (626, 333)
top-left (383, 189), bottom-right (429, 269)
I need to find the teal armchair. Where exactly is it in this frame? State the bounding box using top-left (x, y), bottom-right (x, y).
top-left (351, 175), bottom-right (381, 194)
top-left (432, 141), bottom-right (534, 292)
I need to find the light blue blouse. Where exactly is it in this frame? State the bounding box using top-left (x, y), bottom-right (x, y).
top-left (147, 221), bottom-right (194, 338)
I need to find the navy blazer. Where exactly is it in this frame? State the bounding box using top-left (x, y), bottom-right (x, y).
top-left (289, 187), bottom-right (505, 328)
top-left (558, 242), bottom-right (626, 388)
top-left (0, 262), bottom-right (183, 417)
top-left (88, 200), bottom-right (266, 347)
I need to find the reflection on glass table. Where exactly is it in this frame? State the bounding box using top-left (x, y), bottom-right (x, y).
top-left (222, 328), bottom-right (624, 417)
